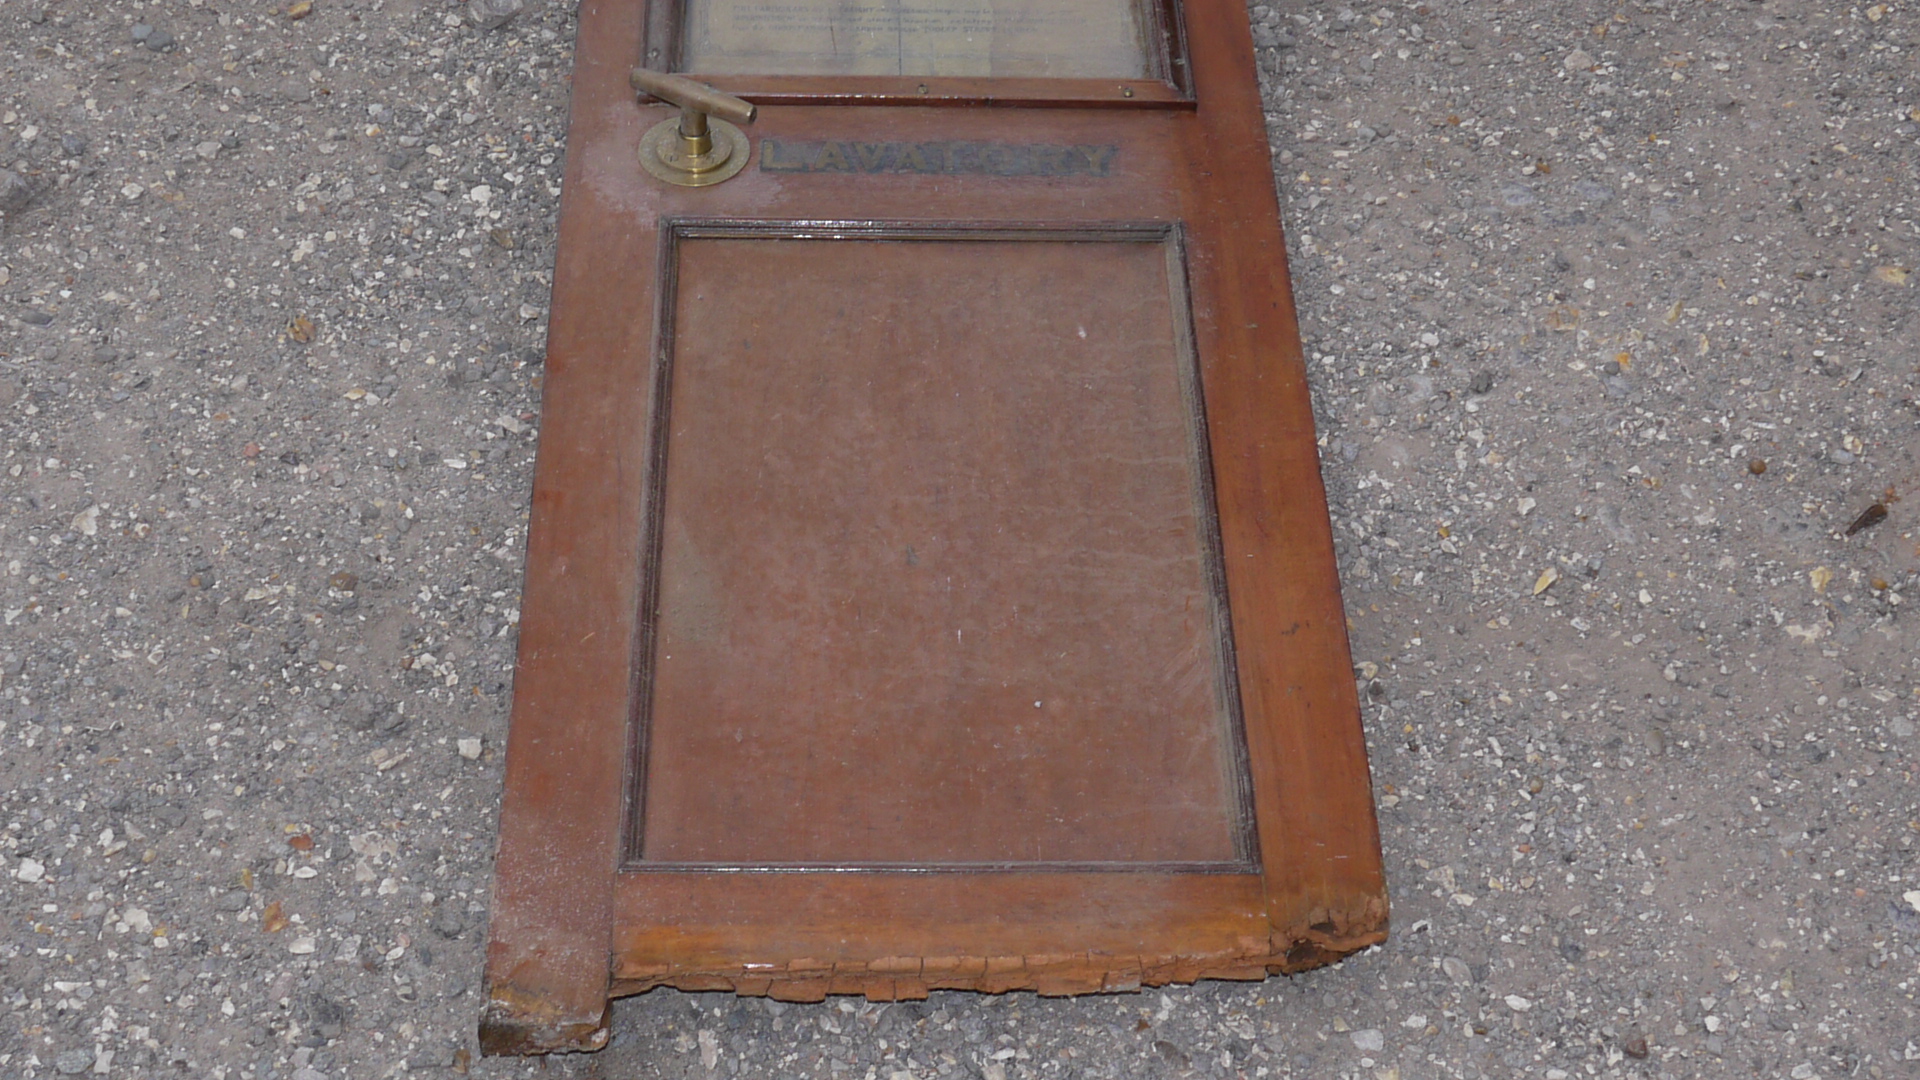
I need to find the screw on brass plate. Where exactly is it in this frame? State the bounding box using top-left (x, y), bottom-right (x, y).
top-left (628, 68), bottom-right (757, 187)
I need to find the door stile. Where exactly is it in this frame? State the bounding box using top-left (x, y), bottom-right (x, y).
top-left (1169, 4), bottom-right (1388, 960)
top-left (479, 0), bottom-right (663, 1055)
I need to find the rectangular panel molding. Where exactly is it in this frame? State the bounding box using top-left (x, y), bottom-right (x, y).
top-left (626, 221), bottom-right (1257, 872)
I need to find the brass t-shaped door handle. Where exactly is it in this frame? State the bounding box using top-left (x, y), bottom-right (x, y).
top-left (629, 69), bottom-right (757, 187)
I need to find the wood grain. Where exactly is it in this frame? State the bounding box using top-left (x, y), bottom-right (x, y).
top-left (482, 0), bottom-right (1386, 1053)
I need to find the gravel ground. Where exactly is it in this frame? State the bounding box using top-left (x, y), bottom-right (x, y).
top-left (1, 0), bottom-right (1916, 1078)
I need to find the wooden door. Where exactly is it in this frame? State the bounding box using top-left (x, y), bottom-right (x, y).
top-left (481, 0), bottom-right (1386, 1054)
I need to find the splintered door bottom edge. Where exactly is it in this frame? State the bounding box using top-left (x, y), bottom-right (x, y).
top-left (603, 870), bottom-right (1390, 1002)
top-left (602, 941), bottom-right (1386, 1003)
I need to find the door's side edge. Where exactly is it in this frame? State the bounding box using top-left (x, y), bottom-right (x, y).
top-left (1170, 0), bottom-right (1389, 965)
top-left (481, 0), bottom-right (659, 1055)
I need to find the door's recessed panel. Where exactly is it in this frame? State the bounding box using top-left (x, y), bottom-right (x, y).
top-left (678, 0), bottom-right (1151, 79)
top-left (629, 223), bottom-right (1252, 870)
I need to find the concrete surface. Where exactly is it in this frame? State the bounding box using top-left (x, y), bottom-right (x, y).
top-left (1, 0), bottom-right (1916, 1077)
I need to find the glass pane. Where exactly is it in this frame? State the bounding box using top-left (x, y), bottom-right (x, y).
top-left (633, 231), bottom-right (1251, 868)
top-left (678, 0), bottom-right (1151, 79)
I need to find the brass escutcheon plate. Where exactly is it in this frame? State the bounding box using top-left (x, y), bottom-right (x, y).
top-left (639, 117), bottom-right (751, 187)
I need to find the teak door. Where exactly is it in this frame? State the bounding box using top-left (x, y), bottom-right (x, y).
top-left (482, 0), bottom-right (1387, 1054)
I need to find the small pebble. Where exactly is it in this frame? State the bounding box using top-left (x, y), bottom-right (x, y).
top-left (467, 0), bottom-right (526, 30)
top-left (0, 168), bottom-right (38, 213)
top-left (431, 906), bottom-right (467, 938)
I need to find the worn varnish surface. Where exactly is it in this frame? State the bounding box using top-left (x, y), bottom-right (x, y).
top-left (482, 0), bottom-right (1386, 1055)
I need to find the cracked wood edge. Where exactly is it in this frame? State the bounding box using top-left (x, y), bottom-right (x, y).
top-left (478, 984), bottom-right (612, 1055)
top-left (607, 905), bottom-right (1387, 1004)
